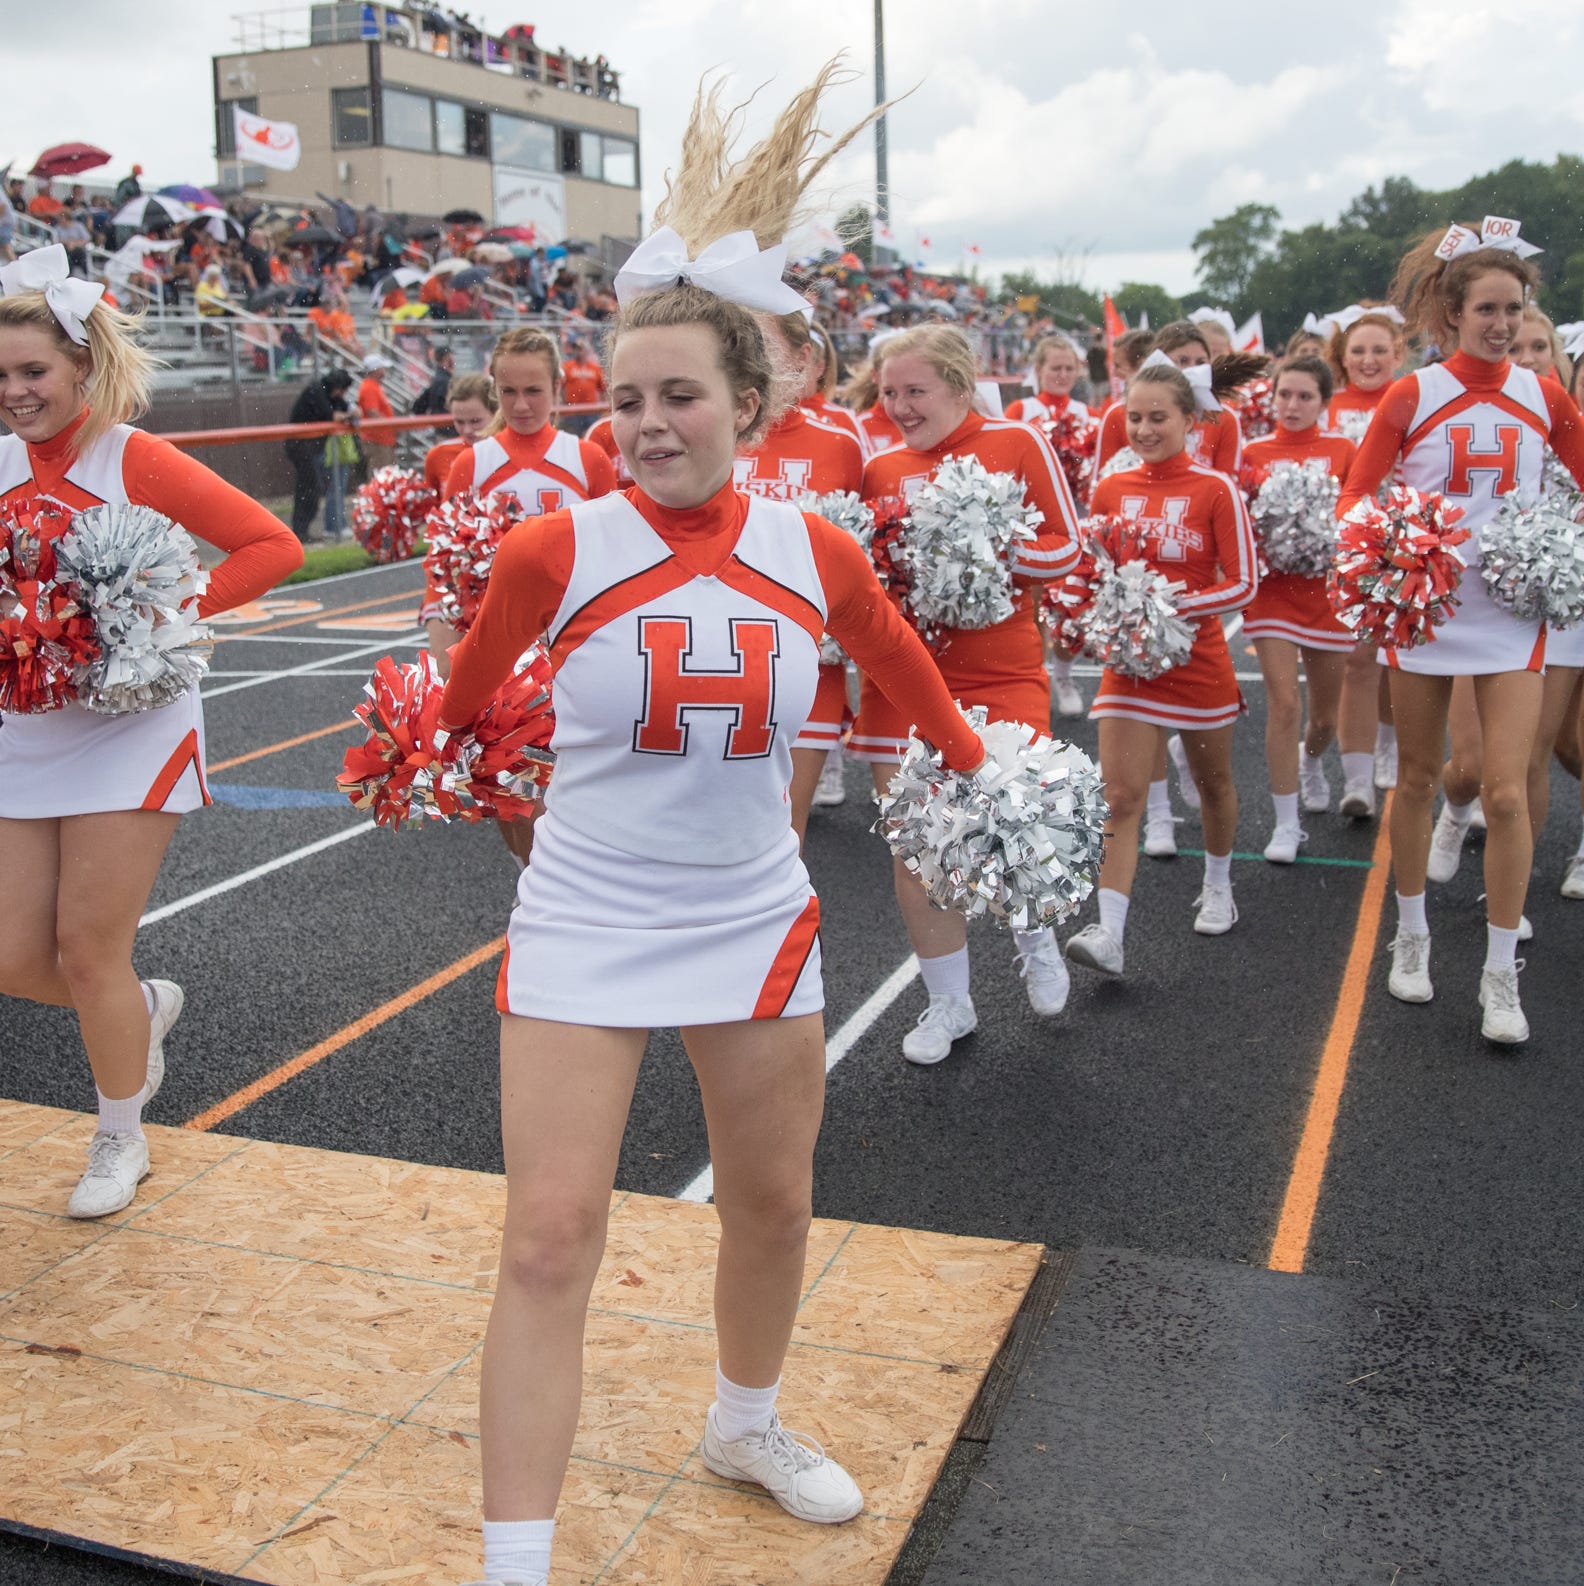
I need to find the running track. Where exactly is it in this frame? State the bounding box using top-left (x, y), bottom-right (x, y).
top-left (3, 557), bottom-right (1582, 1584)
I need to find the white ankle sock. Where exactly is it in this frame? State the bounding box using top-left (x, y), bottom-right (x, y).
top-left (1146, 778), bottom-right (1171, 816)
top-left (1444, 799), bottom-right (1476, 827)
top-left (1396, 891), bottom-right (1428, 934)
top-left (826, 741), bottom-right (845, 768)
top-left (713, 1364), bottom-right (780, 1441)
top-left (1098, 888), bottom-right (1130, 940)
top-left (1203, 851), bottom-right (1232, 888)
top-left (1271, 791), bottom-right (1298, 826)
top-left (1375, 724), bottom-right (1397, 753)
top-left (95, 1088), bottom-right (144, 1138)
top-left (1301, 749), bottom-right (1326, 777)
top-left (1051, 655), bottom-right (1073, 681)
top-left (918, 946), bottom-right (970, 998)
top-left (1012, 926), bottom-right (1055, 957)
top-left (1484, 923), bottom-right (1520, 971)
top-left (1575, 827), bottom-right (1584, 861)
top-left (481, 1518), bottom-right (554, 1582)
top-left (1342, 751), bottom-right (1373, 787)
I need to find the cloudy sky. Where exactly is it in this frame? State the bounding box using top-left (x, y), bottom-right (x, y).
top-left (5, 0), bottom-right (1583, 294)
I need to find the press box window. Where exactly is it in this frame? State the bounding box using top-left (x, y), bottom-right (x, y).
top-left (601, 138), bottom-right (637, 187)
top-left (490, 112), bottom-right (554, 172)
top-left (383, 86), bottom-right (433, 152)
top-left (435, 99), bottom-right (465, 157)
top-left (579, 131), bottom-right (602, 181)
top-left (332, 86), bottom-right (372, 147)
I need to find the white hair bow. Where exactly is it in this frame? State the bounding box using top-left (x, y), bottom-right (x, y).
top-left (1559, 321), bottom-right (1584, 361)
top-left (0, 243), bottom-right (105, 346)
top-left (1188, 306), bottom-right (1237, 341)
top-left (1140, 348), bottom-right (1220, 411)
top-left (1327, 303), bottom-right (1406, 335)
top-left (614, 226), bottom-right (813, 320)
top-left (1301, 311), bottom-right (1336, 338)
top-left (1434, 215), bottom-right (1543, 264)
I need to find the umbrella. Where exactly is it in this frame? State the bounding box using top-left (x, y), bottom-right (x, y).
top-left (443, 207), bottom-right (485, 225)
top-left (508, 243), bottom-right (537, 259)
top-left (112, 195), bottom-right (195, 229)
top-left (159, 183), bottom-right (222, 209)
top-left (408, 222), bottom-right (442, 240)
top-left (389, 301), bottom-right (431, 321)
top-left (472, 241), bottom-right (513, 263)
top-left (286, 224), bottom-right (341, 245)
top-left (372, 267), bottom-right (425, 297)
top-left (545, 245), bottom-right (569, 261)
top-left (198, 207), bottom-right (244, 241)
top-left (451, 266), bottom-right (491, 287)
top-left (31, 142), bottom-right (112, 178)
top-left (247, 286), bottom-right (292, 310)
top-left (424, 257), bottom-right (474, 277)
top-left (483, 225), bottom-right (538, 244)
top-left (316, 192), bottom-right (362, 239)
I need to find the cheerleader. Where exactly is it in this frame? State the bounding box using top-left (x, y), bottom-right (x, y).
top-left (736, 308), bottom-right (865, 831)
top-left (420, 373), bottom-right (499, 665)
top-left (0, 245), bottom-right (302, 1218)
top-left (1238, 356), bottom-right (1357, 859)
top-left (1565, 344), bottom-right (1584, 900)
top-left (1511, 304), bottom-right (1571, 386)
top-left (851, 323), bottom-right (1081, 1062)
top-left (1326, 305), bottom-right (1409, 816)
top-left (802, 321), bottom-right (864, 445)
top-left (436, 67), bottom-right (987, 1586)
top-left (1063, 353), bottom-right (1259, 976)
top-left (838, 336), bottom-right (902, 457)
top-left (584, 412), bottom-right (632, 485)
top-left (1338, 217), bottom-right (1584, 1044)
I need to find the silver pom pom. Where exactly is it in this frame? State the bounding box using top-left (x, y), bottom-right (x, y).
top-left (875, 706), bottom-right (1109, 930)
top-left (898, 457), bottom-right (1041, 632)
top-left (1480, 491), bottom-right (1584, 627)
top-left (799, 490), bottom-right (877, 665)
top-left (55, 505), bottom-right (211, 715)
top-left (1097, 445), bottom-right (1143, 480)
top-left (1073, 533), bottom-right (1196, 680)
top-left (1333, 408), bottom-right (1372, 444)
top-left (1250, 460), bottom-right (1340, 577)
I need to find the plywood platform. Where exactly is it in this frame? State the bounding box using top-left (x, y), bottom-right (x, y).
top-left (0, 1102), bottom-right (1041, 1584)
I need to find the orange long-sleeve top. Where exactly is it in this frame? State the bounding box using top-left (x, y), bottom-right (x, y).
top-left (443, 423), bottom-right (617, 502)
top-left (857, 403), bottom-right (902, 457)
top-left (1324, 382), bottom-right (1388, 438)
top-left (438, 479), bottom-right (985, 770)
top-left (1095, 400), bottom-right (1242, 474)
top-left (561, 358), bottom-right (606, 408)
top-left (802, 395), bottom-right (864, 446)
top-left (861, 411), bottom-right (1082, 594)
top-left (1088, 451), bottom-right (1259, 620)
top-left (1240, 426), bottom-right (1357, 492)
top-left (735, 407), bottom-right (863, 499)
top-left (584, 415), bottom-right (632, 485)
top-left (1338, 350), bottom-right (1584, 517)
top-left (3, 411), bottom-right (302, 619)
top-left (357, 376), bottom-right (397, 447)
top-left (1005, 391), bottom-right (1090, 426)
top-left (423, 438), bottom-right (468, 492)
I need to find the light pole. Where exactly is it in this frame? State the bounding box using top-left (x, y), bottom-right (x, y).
top-left (874, 0), bottom-right (889, 258)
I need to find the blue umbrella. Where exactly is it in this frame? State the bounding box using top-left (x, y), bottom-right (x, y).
top-left (545, 245), bottom-right (568, 260)
top-left (159, 183), bottom-right (222, 209)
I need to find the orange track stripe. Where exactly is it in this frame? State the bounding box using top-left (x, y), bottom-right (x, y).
top-left (215, 589), bottom-right (418, 642)
top-left (208, 720), bottom-right (357, 774)
top-left (1267, 795), bottom-right (1394, 1273)
top-left (183, 937), bottom-right (506, 1132)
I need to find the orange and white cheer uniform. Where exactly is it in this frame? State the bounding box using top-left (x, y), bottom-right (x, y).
top-left (585, 416), bottom-right (633, 486)
top-left (0, 412), bottom-right (302, 817)
top-left (1096, 400), bottom-right (1242, 476)
top-left (851, 413), bottom-right (1081, 761)
top-left (1005, 390), bottom-right (1091, 427)
top-left (855, 403), bottom-right (902, 460)
top-left (1240, 427), bottom-right (1357, 653)
top-left (735, 407), bottom-right (865, 753)
top-left (1324, 383), bottom-right (1386, 444)
top-left (440, 480), bottom-right (983, 1026)
top-left (802, 394), bottom-right (863, 447)
top-left (1339, 350), bottom-right (1584, 676)
top-left (1087, 453), bottom-right (1259, 731)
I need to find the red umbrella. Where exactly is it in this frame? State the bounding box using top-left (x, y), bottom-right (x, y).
top-left (30, 142), bottom-right (112, 178)
top-left (483, 224), bottom-right (539, 244)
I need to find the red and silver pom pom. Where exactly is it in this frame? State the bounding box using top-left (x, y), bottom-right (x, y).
top-left (874, 706), bottom-right (1109, 930)
top-left (1330, 486), bottom-right (1469, 649)
top-left (1097, 444), bottom-right (1143, 481)
top-left (0, 500), bottom-right (97, 714)
top-left (1479, 491), bottom-right (1584, 628)
top-left (1046, 408), bottom-right (1099, 508)
top-left (352, 466), bottom-right (438, 563)
top-left (799, 489), bottom-right (876, 663)
top-left (1250, 460), bottom-right (1340, 577)
top-left (338, 651), bottom-right (556, 829)
top-left (422, 489), bottom-right (516, 631)
top-left (898, 457), bottom-right (1041, 633)
top-left (1060, 516), bottom-right (1195, 679)
top-left (1239, 377), bottom-right (1276, 441)
top-left (54, 504), bottom-right (211, 714)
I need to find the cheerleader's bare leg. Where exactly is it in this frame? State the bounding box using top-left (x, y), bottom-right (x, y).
top-left (1471, 671), bottom-right (1542, 930)
top-left (480, 1018), bottom-right (645, 1521)
top-left (1387, 673), bottom-right (1455, 898)
top-left (1254, 639), bottom-right (1304, 797)
top-left (1092, 720), bottom-right (1160, 900)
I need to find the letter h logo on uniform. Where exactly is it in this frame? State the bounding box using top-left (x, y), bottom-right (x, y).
top-left (1445, 424), bottom-right (1521, 497)
top-left (634, 616), bottom-right (780, 758)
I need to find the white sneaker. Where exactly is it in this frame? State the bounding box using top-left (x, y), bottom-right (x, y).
top-left (1052, 676), bottom-right (1085, 718)
top-left (1478, 963), bottom-right (1529, 1044)
top-left (1469, 802), bottom-right (1487, 832)
top-left (1192, 884), bottom-right (1238, 935)
top-left (1519, 914), bottom-right (1533, 943)
top-left (1561, 855), bottom-right (1584, 899)
top-left (1426, 805), bottom-right (1471, 884)
top-left (1014, 936), bottom-right (1070, 1015)
top-left (142, 979), bottom-right (183, 1104)
top-left (1263, 823), bottom-right (1308, 864)
top-left (1064, 923), bottom-right (1124, 977)
top-left (701, 1405), bottom-right (864, 1524)
top-left (1167, 734), bottom-right (1201, 813)
top-left (1374, 740), bottom-right (1398, 789)
top-left (1300, 756), bottom-right (1331, 813)
top-left (900, 994), bottom-right (977, 1065)
top-left (1339, 779), bottom-right (1376, 819)
top-left (1387, 930), bottom-right (1433, 1003)
top-left (811, 755), bottom-right (846, 807)
top-left (1143, 810), bottom-right (1179, 858)
top-left (66, 1131), bottom-right (150, 1219)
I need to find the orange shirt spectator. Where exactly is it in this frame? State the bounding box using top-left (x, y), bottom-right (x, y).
top-left (358, 362), bottom-right (398, 447)
top-left (420, 273), bottom-right (450, 309)
top-left (28, 191), bottom-right (64, 221)
top-left (561, 358), bottom-right (606, 409)
top-left (309, 303), bottom-right (361, 351)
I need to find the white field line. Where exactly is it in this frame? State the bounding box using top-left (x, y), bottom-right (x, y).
top-left (139, 822), bottom-right (376, 927)
top-left (217, 634), bottom-right (407, 647)
top-left (674, 955), bottom-right (921, 1204)
top-left (201, 636), bottom-right (417, 699)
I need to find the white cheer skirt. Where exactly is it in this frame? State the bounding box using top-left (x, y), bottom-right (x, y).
top-left (1382, 566), bottom-right (1546, 677)
top-left (496, 813), bottom-right (823, 1027)
top-left (0, 690), bottom-right (210, 818)
top-left (1544, 621), bottom-right (1584, 669)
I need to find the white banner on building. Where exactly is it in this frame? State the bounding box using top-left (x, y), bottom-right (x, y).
top-left (490, 166), bottom-right (565, 243)
top-left (233, 106), bottom-right (302, 172)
